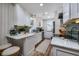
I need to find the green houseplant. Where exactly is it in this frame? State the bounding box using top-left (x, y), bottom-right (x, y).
top-left (14, 25), bottom-right (31, 34)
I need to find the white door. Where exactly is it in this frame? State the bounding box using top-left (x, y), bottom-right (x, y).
top-left (43, 20), bottom-right (53, 39)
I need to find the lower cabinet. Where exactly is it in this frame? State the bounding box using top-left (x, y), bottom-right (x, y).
top-left (7, 32), bottom-right (42, 56)
top-left (50, 46), bottom-right (79, 56)
top-left (23, 35), bottom-right (35, 56)
top-left (24, 32), bottom-right (42, 56)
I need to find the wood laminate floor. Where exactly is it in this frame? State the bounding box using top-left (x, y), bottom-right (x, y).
top-left (32, 39), bottom-right (52, 56)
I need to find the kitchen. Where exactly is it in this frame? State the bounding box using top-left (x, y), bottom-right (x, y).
top-left (0, 3), bottom-right (79, 56)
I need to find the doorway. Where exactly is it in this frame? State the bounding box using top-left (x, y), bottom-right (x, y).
top-left (43, 19), bottom-right (53, 39)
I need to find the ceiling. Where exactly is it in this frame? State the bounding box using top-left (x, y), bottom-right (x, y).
top-left (19, 3), bottom-right (63, 19)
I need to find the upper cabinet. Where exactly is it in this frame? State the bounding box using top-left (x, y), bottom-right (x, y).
top-left (63, 3), bottom-right (79, 24)
top-left (70, 3), bottom-right (78, 19)
top-left (77, 3), bottom-right (79, 17)
top-left (63, 3), bottom-right (70, 24)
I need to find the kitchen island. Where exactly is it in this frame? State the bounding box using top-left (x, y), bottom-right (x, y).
top-left (6, 32), bottom-right (43, 56)
top-left (50, 37), bottom-right (79, 56)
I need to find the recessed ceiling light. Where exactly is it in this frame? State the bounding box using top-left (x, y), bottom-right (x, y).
top-left (45, 12), bottom-right (48, 15)
top-left (40, 3), bottom-right (43, 6)
top-left (48, 16), bottom-right (51, 18)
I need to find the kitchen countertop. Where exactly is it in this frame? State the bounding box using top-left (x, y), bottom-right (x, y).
top-left (6, 33), bottom-right (36, 40)
top-left (51, 37), bottom-right (79, 51)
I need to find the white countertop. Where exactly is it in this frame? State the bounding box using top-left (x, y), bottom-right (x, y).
top-left (51, 37), bottom-right (79, 51)
top-left (6, 33), bottom-right (35, 40)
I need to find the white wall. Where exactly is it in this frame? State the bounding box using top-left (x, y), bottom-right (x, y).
top-left (15, 4), bottom-right (31, 26)
top-left (0, 4), bottom-right (16, 45)
top-left (0, 4), bottom-right (37, 45)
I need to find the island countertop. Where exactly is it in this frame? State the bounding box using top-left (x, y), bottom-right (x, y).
top-left (51, 37), bottom-right (79, 51)
top-left (6, 32), bottom-right (37, 40)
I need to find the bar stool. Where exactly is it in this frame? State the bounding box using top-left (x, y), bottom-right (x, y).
top-left (0, 43), bottom-right (12, 55)
top-left (1, 46), bottom-right (20, 56)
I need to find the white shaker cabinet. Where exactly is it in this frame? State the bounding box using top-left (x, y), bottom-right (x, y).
top-left (50, 46), bottom-right (79, 56)
top-left (24, 32), bottom-right (42, 56)
top-left (70, 3), bottom-right (78, 19)
top-left (24, 35), bottom-right (35, 56)
top-left (63, 3), bottom-right (70, 24)
top-left (7, 32), bottom-right (42, 56)
top-left (50, 37), bottom-right (79, 56)
top-left (63, 3), bottom-right (79, 24)
top-left (77, 3), bottom-right (79, 17)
